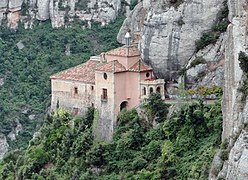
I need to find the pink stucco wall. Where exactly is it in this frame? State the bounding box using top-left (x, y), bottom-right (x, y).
top-left (114, 72), bottom-right (140, 115)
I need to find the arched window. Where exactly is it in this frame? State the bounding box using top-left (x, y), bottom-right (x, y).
top-left (120, 101), bottom-right (128, 111)
top-left (150, 87), bottom-right (154, 94)
top-left (143, 87), bottom-right (147, 95)
top-left (146, 72), bottom-right (150, 78)
top-left (103, 73), bottom-right (107, 80)
top-left (156, 86), bottom-right (161, 93)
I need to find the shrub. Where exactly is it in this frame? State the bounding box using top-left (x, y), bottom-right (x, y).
top-left (195, 32), bottom-right (218, 51)
top-left (238, 51), bottom-right (248, 73)
top-left (239, 74), bottom-right (248, 104)
top-left (130, 0), bottom-right (138, 10)
top-left (195, 0), bottom-right (229, 51)
top-left (190, 56), bottom-right (206, 68)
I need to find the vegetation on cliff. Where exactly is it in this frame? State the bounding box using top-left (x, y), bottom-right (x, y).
top-left (238, 51), bottom-right (248, 104)
top-left (0, 94), bottom-right (222, 179)
top-left (0, 17), bottom-right (124, 149)
top-left (195, 0), bottom-right (229, 51)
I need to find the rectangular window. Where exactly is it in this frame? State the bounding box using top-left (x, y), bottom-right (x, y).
top-left (73, 108), bottom-right (79, 116)
top-left (101, 88), bottom-right (108, 101)
top-left (74, 87), bottom-right (78, 94)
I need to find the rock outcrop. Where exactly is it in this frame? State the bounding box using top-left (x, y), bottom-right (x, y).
top-left (222, 0), bottom-right (247, 141)
top-left (0, 0), bottom-right (129, 29)
top-left (118, 0), bottom-right (226, 80)
top-left (209, 0), bottom-right (248, 179)
top-left (0, 134), bottom-right (9, 160)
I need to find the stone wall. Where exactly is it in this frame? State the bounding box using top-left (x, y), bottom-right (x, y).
top-left (94, 71), bottom-right (115, 141)
top-left (51, 79), bottom-right (95, 115)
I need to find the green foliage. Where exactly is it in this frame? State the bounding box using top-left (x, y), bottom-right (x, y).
top-left (0, 17), bottom-right (124, 149)
top-left (238, 51), bottom-right (248, 106)
top-left (130, 0), bottom-right (138, 10)
top-left (162, 101), bottom-right (222, 179)
top-left (195, 32), bottom-right (219, 51)
top-left (0, 17), bottom-right (222, 178)
top-left (190, 56), bottom-right (206, 68)
top-left (239, 74), bottom-right (248, 104)
top-left (188, 86), bottom-right (223, 99)
top-left (238, 51), bottom-right (248, 73)
top-left (142, 93), bottom-right (169, 124)
top-left (0, 101), bottom-right (222, 179)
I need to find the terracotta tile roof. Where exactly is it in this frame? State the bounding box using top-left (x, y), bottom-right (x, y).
top-left (95, 60), bottom-right (126, 72)
top-left (50, 60), bottom-right (99, 84)
top-left (128, 60), bottom-right (152, 72)
top-left (105, 45), bottom-right (140, 57)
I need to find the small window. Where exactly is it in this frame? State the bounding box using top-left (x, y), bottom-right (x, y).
top-left (150, 87), bottom-right (154, 94)
top-left (156, 86), bottom-right (161, 93)
top-left (74, 87), bottom-right (78, 94)
top-left (103, 73), bottom-right (107, 80)
top-left (73, 108), bottom-right (79, 116)
top-left (146, 72), bottom-right (150, 78)
top-left (102, 88), bottom-right (108, 101)
top-left (143, 87), bottom-right (146, 95)
top-left (91, 86), bottom-right (94, 90)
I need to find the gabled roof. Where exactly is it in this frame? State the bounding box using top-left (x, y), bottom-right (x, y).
top-left (129, 60), bottom-right (152, 72)
top-left (95, 60), bottom-right (126, 73)
top-left (50, 60), bottom-right (99, 84)
top-left (105, 45), bottom-right (140, 57)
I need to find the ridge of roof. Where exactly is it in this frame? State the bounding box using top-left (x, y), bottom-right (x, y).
top-left (95, 60), bottom-right (126, 73)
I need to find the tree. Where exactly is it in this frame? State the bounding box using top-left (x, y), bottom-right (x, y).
top-left (142, 93), bottom-right (169, 124)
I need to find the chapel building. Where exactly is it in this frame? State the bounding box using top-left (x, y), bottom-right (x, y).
top-left (50, 33), bottom-right (165, 140)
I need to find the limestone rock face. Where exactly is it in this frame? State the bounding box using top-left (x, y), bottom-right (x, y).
top-left (0, 0), bottom-right (23, 29)
top-left (0, 0), bottom-right (128, 28)
top-left (7, 119), bottom-right (23, 141)
top-left (225, 130), bottom-right (248, 180)
top-left (222, 0), bottom-right (247, 140)
top-left (36, 0), bottom-right (50, 21)
top-left (0, 134), bottom-right (9, 160)
top-left (209, 0), bottom-right (248, 179)
top-left (118, 0), bottom-right (226, 79)
top-left (9, 0), bottom-right (23, 10)
top-left (185, 34), bottom-right (226, 87)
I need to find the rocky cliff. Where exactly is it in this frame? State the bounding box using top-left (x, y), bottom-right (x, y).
top-left (0, 134), bottom-right (9, 160)
top-left (118, 0), bottom-right (226, 84)
top-left (209, 0), bottom-right (248, 179)
top-left (0, 0), bottom-right (130, 29)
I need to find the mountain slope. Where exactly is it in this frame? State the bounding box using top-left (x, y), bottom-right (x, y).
top-left (0, 95), bottom-right (222, 179)
top-left (0, 17), bottom-right (124, 156)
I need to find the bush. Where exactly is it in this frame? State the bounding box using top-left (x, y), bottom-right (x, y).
top-left (130, 0), bottom-right (138, 10)
top-left (238, 51), bottom-right (248, 73)
top-left (195, 32), bottom-right (218, 51)
top-left (190, 56), bottom-right (206, 68)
